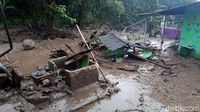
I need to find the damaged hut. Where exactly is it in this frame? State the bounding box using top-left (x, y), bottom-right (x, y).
top-left (139, 2), bottom-right (200, 58)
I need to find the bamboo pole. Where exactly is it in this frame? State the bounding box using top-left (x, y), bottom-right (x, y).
top-left (4, 55), bottom-right (9, 62)
top-left (76, 25), bottom-right (108, 82)
top-left (48, 38), bottom-right (57, 50)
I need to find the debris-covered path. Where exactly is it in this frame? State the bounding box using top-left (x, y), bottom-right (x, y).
top-left (1, 35), bottom-right (200, 112)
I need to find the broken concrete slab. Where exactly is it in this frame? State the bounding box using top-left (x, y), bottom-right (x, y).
top-left (24, 92), bottom-right (51, 105)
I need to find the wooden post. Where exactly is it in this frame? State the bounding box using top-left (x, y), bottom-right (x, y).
top-left (76, 25), bottom-right (108, 82)
top-left (143, 18), bottom-right (148, 43)
top-left (176, 15), bottom-right (182, 42)
top-left (161, 16), bottom-right (166, 49)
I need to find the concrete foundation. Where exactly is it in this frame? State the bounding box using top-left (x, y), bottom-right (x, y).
top-left (65, 61), bottom-right (99, 90)
top-left (51, 56), bottom-right (99, 90)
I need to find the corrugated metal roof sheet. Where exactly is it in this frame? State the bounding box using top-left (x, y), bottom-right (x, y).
top-left (99, 34), bottom-right (128, 51)
top-left (138, 2), bottom-right (200, 16)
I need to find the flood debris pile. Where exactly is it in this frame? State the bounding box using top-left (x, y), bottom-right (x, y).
top-left (97, 34), bottom-right (155, 60)
top-left (0, 26), bottom-right (121, 111)
top-left (94, 33), bottom-right (172, 70)
top-left (19, 49), bottom-right (114, 105)
top-left (20, 28), bottom-right (122, 111)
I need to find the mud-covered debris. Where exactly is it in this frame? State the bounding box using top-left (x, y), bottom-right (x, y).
top-left (99, 83), bottom-right (108, 89)
top-left (115, 58), bottom-right (123, 63)
top-left (163, 78), bottom-right (170, 83)
top-left (139, 94), bottom-right (144, 103)
top-left (113, 87), bottom-right (121, 93)
top-left (108, 87), bottom-right (121, 95)
top-left (159, 69), bottom-right (174, 76)
top-left (50, 49), bottom-right (68, 58)
top-left (22, 39), bottom-right (35, 50)
top-left (192, 88), bottom-right (200, 95)
top-left (146, 65), bottom-right (155, 71)
top-left (117, 65), bottom-right (139, 72)
top-left (42, 88), bottom-right (53, 94)
top-left (196, 88), bottom-right (200, 93)
top-left (14, 103), bottom-right (25, 112)
top-left (25, 92), bottom-right (50, 105)
top-left (42, 79), bottom-right (51, 86)
top-left (0, 89), bottom-right (17, 102)
top-left (105, 83), bottom-right (120, 97)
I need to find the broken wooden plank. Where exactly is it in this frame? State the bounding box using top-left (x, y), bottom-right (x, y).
top-left (65, 43), bottom-right (76, 54)
top-left (132, 54), bottom-right (170, 69)
top-left (64, 55), bottom-right (83, 66)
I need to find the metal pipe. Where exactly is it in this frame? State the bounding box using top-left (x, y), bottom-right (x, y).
top-left (0, 5), bottom-right (13, 58)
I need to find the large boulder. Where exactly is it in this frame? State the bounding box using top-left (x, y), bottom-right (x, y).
top-left (22, 39), bottom-right (35, 50)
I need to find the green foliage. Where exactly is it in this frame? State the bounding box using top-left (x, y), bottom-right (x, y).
top-left (45, 4), bottom-right (76, 25)
top-left (0, 0), bottom-right (199, 28)
top-left (66, 0), bottom-right (126, 26)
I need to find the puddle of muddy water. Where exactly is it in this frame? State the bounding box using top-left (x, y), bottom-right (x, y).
top-left (86, 73), bottom-right (166, 112)
top-left (37, 71), bottom-right (166, 112)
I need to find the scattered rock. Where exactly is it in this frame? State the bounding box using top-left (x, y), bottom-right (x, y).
top-left (159, 69), bottom-right (174, 76)
top-left (22, 39), bottom-right (36, 50)
top-left (139, 94), bottom-right (144, 103)
top-left (14, 103), bottom-right (25, 112)
top-left (163, 78), bottom-right (170, 83)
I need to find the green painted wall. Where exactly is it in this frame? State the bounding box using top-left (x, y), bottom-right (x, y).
top-left (178, 5), bottom-right (200, 58)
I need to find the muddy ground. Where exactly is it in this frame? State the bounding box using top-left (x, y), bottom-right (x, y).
top-left (0, 27), bottom-right (200, 112)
